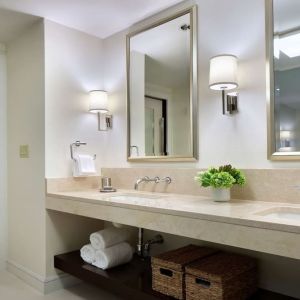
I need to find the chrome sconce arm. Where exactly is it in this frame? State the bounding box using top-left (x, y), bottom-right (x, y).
top-left (97, 112), bottom-right (113, 131)
top-left (223, 91), bottom-right (238, 115)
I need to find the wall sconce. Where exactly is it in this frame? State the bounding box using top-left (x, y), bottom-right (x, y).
top-left (209, 54), bottom-right (239, 115)
top-left (280, 130), bottom-right (291, 148)
top-left (89, 90), bottom-right (112, 131)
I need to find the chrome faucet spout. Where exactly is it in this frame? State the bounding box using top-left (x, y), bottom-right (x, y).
top-left (134, 176), bottom-right (150, 190)
top-left (134, 176), bottom-right (160, 190)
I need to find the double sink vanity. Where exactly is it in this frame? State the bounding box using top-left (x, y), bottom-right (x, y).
top-left (46, 176), bottom-right (300, 261)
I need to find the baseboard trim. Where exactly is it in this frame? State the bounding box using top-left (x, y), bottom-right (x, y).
top-left (6, 260), bottom-right (80, 294)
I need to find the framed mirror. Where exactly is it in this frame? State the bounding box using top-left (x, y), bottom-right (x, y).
top-left (126, 6), bottom-right (198, 162)
top-left (266, 0), bottom-right (300, 160)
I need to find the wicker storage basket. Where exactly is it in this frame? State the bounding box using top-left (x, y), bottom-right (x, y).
top-left (185, 252), bottom-right (257, 300)
top-left (151, 245), bottom-right (218, 299)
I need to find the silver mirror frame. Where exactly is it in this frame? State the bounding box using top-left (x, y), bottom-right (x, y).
top-left (126, 5), bottom-right (198, 162)
top-left (266, 0), bottom-right (300, 160)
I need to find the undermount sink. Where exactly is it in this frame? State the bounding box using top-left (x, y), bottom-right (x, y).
top-left (256, 207), bottom-right (300, 222)
top-left (109, 193), bottom-right (162, 202)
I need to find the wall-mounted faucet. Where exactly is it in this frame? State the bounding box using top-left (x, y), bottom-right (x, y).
top-left (134, 176), bottom-right (172, 190)
top-left (134, 176), bottom-right (158, 190)
top-left (157, 177), bottom-right (172, 184)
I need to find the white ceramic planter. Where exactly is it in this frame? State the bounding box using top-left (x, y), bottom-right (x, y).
top-left (211, 187), bottom-right (231, 202)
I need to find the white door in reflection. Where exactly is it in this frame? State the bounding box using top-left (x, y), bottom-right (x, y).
top-left (145, 96), bottom-right (166, 156)
top-left (145, 106), bottom-right (154, 156)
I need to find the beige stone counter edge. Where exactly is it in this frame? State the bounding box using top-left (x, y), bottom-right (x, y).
top-left (46, 194), bottom-right (300, 260)
top-left (46, 190), bottom-right (300, 235)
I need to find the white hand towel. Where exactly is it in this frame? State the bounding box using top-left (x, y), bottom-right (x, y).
top-left (72, 157), bottom-right (81, 177)
top-left (80, 244), bottom-right (96, 264)
top-left (92, 242), bottom-right (133, 270)
top-left (73, 154), bottom-right (96, 177)
top-left (90, 227), bottom-right (130, 250)
top-left (77, 154), bottom-right (96, 173)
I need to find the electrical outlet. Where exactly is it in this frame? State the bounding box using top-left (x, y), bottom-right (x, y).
top-left (19, 145), bottom-right (29, 158)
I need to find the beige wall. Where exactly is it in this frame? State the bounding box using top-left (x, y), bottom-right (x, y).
top-left (0, 43), bottom-right (7, 270)
top-left (44, 20), bottom-right (105, 278)
top-left (44, 20), bottom-right (105, 178)
top-left (45, 210), bottom-right (103, 277)
top-left (7, 20), bottom-right (46, 277)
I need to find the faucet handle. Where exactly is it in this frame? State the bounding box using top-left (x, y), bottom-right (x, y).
top-left (161, 177), bottom-right (172, 184)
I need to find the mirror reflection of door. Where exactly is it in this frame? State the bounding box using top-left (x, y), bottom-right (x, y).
top-left (145, 96), bottom-right (167, 156)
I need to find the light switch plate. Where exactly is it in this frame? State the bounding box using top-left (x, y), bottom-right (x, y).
top-left (19, 145), bottom-right (29, 158)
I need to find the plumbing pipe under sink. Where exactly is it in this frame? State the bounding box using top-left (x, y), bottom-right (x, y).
top-left (137, 228), bottom-right (164, 258)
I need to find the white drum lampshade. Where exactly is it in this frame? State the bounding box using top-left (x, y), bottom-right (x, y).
top-left (89, 90), bottom-right (108, 113)
top-left (209, 55), bottom-right (238, 91)
top-left (280, 130), bottom-right (291, 140)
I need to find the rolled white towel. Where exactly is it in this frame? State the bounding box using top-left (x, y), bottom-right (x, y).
top-left (80, 244), bottom-right (96, 264)
top-left (92, 242), bottom-right (133, 270)
top-left (90, 227), bottom-right (130, 250)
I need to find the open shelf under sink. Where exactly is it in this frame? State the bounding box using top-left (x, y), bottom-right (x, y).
top-left (54, 251), bottom-right (295, 300)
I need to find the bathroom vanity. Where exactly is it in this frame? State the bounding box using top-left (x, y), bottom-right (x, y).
top-left (46, 188), bottom-right (300, 261)
top-left (46, 181), bottom-right (300, 300)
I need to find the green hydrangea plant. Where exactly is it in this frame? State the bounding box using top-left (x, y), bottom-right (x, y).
top-left (195, 165), bottom-right (246, 189)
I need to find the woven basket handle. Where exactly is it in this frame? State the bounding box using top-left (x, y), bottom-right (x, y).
top-left (159, 268), bottom-right (173, 277)
top-left (195, 277), bottom-right (211, 288)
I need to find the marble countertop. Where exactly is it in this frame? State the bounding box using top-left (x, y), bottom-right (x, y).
top-left (46, 189), bottom-right (300, 234)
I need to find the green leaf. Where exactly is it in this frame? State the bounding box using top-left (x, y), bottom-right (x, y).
top-left (195, 165), bottom-right (246, 188)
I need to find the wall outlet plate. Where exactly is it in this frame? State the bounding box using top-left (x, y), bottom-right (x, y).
top-left (19, 145), bottom-right (29, 158)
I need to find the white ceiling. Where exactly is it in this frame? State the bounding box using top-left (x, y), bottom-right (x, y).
top-left (0, 0), bottom-right (183, 39)
top-left (274, 0), bottom-right (300, 33)
top-left (274, 0), bottom-right (300, 71)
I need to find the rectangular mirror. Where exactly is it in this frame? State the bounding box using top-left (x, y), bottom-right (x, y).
top-left (126, 6), bottom-right (198, 162)
top-left (266, 0), bottom-right (300, 160)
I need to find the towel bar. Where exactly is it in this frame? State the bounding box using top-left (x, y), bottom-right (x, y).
top-left (70, 141), bottom-right (96, 160)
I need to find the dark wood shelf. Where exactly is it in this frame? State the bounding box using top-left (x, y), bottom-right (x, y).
top-left (54, 251), bottom-right (296, 300)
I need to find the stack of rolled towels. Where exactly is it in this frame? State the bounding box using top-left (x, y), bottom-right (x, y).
top-left (80, 227), bottom-right (133, 270)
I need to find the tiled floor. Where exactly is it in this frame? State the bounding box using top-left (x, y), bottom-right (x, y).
top-left (0, 271), bottom-right (121, 300)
